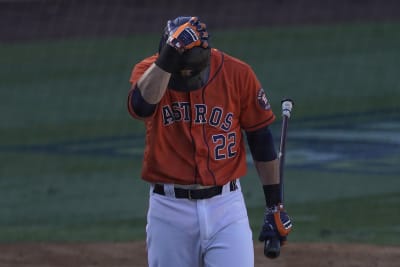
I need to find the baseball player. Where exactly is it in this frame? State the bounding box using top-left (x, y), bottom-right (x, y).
top-left (127, 16), bottom-right (292, 267)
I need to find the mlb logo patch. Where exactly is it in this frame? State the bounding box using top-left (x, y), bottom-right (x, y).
top-left (257, 88), bottom-right (271, 110)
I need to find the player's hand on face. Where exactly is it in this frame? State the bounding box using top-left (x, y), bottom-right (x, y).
top-left (258, 204), bottom-right (292, 245)
top-left (166, 17), bottom-right (209, 53)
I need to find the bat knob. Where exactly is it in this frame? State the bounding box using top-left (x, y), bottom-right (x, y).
top-left (281, 99), bottom-right (294, 118)
top-left (264, 237), bottom-right (281, 259)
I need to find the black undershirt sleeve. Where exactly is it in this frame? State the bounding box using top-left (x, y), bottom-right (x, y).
top-left (246, 126), bottom-right (281, 206)
top-left (245, 125), bottom-right (277, 162)
top-left (130, 85), bottom-right (157, 117)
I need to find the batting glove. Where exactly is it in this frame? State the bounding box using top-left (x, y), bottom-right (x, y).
top-left (167, 16), bottom-right (209, 53)
top-left (258, 204), bottom-right (292, 245)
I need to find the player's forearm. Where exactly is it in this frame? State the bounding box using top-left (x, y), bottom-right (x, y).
top-left (255, 158), bottom-right (281, 207)
top-left (137, 64), bottom-right (171, 104)
top-left (254, 158), bottom-right (280, 185)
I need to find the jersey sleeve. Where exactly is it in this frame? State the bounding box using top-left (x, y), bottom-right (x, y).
top-left (127, 55), bottom-right (157, 120)
top-left (129, 55), bottom-right (157, 85)
top-left (239, 66), bottom-right (275, 132)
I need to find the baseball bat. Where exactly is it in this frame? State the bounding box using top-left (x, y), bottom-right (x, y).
top-left (264, 98), bottom-right (294, 259)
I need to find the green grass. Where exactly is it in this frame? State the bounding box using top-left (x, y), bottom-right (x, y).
top-left (0, 218), bottom-right (147, 242)
top-left (1, 22), bottom-right (399, 136)
top-left (0, 21), bottom-right (399, 245)
top-left (220, 22), bottom-right (400, 117)
top-left (248, 192), bottom-right (400, 246)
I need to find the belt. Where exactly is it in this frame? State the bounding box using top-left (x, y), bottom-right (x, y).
top-left (153, 180), bottom-right (238, 200)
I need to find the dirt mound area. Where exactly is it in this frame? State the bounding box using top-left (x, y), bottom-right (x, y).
top-left (1, 241), bottom-right (399, 267)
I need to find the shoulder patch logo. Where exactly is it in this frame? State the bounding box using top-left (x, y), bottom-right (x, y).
top-left (257, 88), bottom-right (271, 110)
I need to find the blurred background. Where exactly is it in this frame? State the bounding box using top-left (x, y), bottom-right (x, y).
top-left (0, 0), bottom-right (399, 246)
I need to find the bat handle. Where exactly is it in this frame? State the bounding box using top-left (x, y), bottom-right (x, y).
top-left (264, 236), bottom-right (281, 259)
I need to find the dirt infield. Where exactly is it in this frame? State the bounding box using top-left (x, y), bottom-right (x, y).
top-left (1, 241), bottom-right (400, 267)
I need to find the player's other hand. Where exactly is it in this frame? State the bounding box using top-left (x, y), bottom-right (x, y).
top-left (166, 16), bottom-right (209, 53)
top-left (258, 204), bottom-right (292, 245)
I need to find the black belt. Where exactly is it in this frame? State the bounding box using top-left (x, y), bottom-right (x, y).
top-left (153, 181), bottom-right (238, 200)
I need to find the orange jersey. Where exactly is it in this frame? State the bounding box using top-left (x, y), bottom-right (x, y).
top-left (128, 48), bottom-right (275, 186)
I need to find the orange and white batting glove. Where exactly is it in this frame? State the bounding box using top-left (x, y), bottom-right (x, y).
top-left (258, 204), bottom-right (293, 245)
top-left (166, 17), bottom-right (209, 53)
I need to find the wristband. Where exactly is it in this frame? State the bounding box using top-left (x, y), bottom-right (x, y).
top-left (263, 184), bottom-right (281, 207)
top-left (155, 45), bottom-right (182, 73)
